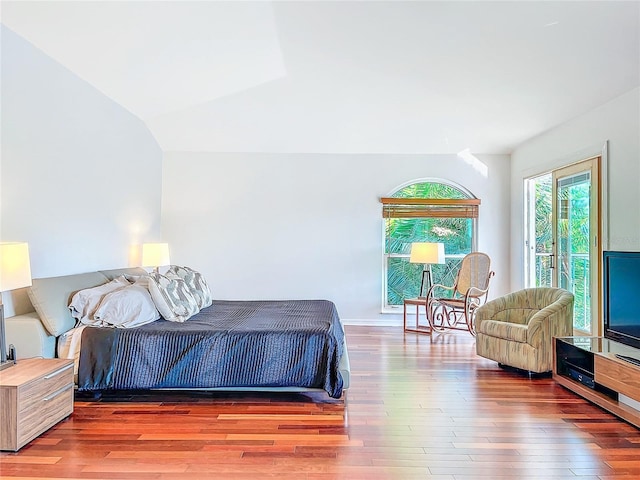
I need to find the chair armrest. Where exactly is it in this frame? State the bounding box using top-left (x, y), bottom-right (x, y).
top-left (467, 285), bottom-right (490, 299)
top-left (475, 294), bottom-right (509, 320)
top-left (527, 295), bottom-right (575, 347)
top-left (5, 312), bottom-right (57, 359)
top-left (426, 283), bottom-right (455, 299)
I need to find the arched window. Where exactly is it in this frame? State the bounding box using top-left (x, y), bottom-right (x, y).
top-left (381, 179), bottom-right (479, 310)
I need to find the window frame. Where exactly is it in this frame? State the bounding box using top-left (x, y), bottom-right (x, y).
top-left (381, 179), bottom-right (479, 313)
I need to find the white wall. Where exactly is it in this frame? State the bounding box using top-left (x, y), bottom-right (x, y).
top-left (162, 152), bottom-right (511, 321)
top-left (510, 87), bottom-right (640, 288)
top-left (0, 26), bottom-right (163, 316)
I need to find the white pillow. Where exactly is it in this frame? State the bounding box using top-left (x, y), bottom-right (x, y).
top-left (69, 276), bottom-right (130, 325)
top-left (167, 265), bottom-right (212, 309)
top-left (145, 272), bottom-right (198, 322)
top-left (93, 284), bottom-right (160, 328)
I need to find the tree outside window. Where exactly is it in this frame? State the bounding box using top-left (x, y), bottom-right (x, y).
top-left (383, 181), bottom-right (477, 308)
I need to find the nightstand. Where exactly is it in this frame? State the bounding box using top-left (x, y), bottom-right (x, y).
top-left (0, 358), bottom-right (74, 451)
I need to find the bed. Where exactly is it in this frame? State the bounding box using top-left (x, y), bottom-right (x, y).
top-left (14, 267), bottom-right (350, 399)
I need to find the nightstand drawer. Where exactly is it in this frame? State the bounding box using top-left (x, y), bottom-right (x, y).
top-left (18, 383), bottom-right (74, 447)
top-left (19, 362), bottom-right (73, 413)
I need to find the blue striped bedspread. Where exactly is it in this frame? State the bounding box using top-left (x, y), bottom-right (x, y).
top-left (77, 299), bottom-right (345, 398)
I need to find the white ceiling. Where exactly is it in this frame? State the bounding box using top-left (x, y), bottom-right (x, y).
top-left (2, 1), bottom-right (639, 154)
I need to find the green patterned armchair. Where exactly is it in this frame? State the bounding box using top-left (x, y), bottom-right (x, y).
top-left (475, 288), bottom-right (574, 373)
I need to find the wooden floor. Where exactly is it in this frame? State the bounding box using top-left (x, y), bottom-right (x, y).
top-left (2, 325), bottom-right (640, 479)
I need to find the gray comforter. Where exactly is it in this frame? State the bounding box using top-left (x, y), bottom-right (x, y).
top-left (77, 299), bottom-right (345, 397)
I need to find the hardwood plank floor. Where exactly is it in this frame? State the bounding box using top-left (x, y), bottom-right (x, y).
top-left (2, 325), bottom-right (640, 479)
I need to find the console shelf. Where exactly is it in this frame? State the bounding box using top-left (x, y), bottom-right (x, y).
top-left (554, 337), bottom-right (640, 429)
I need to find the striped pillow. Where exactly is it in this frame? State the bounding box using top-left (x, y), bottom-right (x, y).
top-left (167, 265), bottom-right (212, 310)
top-left (145, 272), bottom-right (198, 323)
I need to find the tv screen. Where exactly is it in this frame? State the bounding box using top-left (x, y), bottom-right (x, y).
top-left (603, 251), bottom-right (640, 349)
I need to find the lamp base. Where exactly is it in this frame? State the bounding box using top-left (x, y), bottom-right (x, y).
top-left (419, 266), bottom-right (434, 297)
top-left (0, 361), bottom-right (14, 371)
top-left (0, 345), bottom-right (17, 370)
top-left (0, 302), bottom-right (16, 370)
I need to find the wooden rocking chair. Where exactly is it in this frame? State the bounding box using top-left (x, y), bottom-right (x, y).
top-left (426, 252), bottom-right (494, 335)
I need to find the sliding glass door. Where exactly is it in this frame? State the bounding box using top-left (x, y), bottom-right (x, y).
top-left (525, 157), bottom-right (601, 335)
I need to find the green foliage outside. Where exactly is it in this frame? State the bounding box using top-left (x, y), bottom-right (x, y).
top-left (534, 176), bottom-right (553, 287)
top-left (533, 174), bottom-right (591, 331)
top-left (385, 182), bottom-right (473, 306)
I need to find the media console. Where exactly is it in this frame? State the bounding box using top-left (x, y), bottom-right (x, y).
top-left (554, 337), bottom-right (640, 428)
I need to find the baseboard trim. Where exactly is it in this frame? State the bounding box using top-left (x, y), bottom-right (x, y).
top-left (341, 318), bottom-right (403, 327)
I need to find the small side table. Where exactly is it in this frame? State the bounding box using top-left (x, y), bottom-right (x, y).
top-left (403, 297), bottom-right (431, 334)
top-left (0, 358), bottom-right (74, 451)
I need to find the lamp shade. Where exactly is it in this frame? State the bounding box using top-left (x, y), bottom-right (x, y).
top-left (409, 242), bottom-right (445, 265)
top-left (142, 243), bottom-right (171, 268)
top-left (0, 242), bottom-right (32, 292)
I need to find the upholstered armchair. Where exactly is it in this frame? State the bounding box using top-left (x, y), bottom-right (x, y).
top-left (475, 288), bottom-right (574, 373)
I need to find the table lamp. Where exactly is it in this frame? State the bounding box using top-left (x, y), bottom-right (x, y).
top-left (0, 242), bottom-right (32, 370)
top-left (142, 243), bottom-right (171, 274)
top-left (409, 242), bottom-right (445, 297)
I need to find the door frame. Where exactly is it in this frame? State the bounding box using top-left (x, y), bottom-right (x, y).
top-left (522, 141), bottom-right (609, 335)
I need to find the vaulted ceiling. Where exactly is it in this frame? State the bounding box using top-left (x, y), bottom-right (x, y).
top-left (2, 1), bottom-right (639, 154)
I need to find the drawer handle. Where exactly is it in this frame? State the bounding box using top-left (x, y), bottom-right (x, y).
top-left (43, 383), bottom-right (73, 401)
top-left (44, 364), bottom-right (73, 380)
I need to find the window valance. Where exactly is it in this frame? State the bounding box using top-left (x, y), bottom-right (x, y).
top-left (380, 197), bottom-right (480, 219)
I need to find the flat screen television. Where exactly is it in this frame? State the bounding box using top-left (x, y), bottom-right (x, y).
top-left (603, 251), bottom-right (640, 349)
